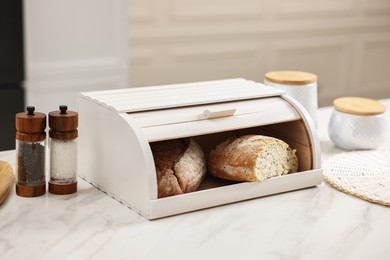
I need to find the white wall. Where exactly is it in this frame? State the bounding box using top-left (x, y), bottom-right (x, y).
top-left (127, 0), bottom-right (390, 106)
top-left (24, 0), bottom-right (129, 113)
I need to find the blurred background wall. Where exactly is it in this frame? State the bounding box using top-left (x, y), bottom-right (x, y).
top-left (2, 0), bottom-right (390, 150)
top-left (127, 0), bottom-right (390, 106)
top-left (24, 0), bottom-right (390, 110)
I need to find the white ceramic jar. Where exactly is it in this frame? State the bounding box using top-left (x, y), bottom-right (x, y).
top-left (328, 97), bottom-right (386, 150)
top-left (264, 71), bottom-right (318, 125)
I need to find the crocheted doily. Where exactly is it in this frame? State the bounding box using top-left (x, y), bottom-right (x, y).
top-left (323, 150), bottom-right (390, 206)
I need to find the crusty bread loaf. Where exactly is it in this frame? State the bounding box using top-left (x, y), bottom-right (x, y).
top-left (151, 138), bottom-right (206, 198)
top-left (208, 135), bottom-right (298, 182)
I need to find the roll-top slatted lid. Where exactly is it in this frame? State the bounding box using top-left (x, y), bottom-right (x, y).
top-left (80, 78), bottom-right (284, 113)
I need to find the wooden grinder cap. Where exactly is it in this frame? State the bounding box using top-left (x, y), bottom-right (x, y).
top-left (265, 71), bottom-right (317, 85)
top-left (15, 106), bottom-right (46, 142)
top-left (333, 97), bottom-right (386, 116)
top-left (49, 105), bottom-right (78, 139)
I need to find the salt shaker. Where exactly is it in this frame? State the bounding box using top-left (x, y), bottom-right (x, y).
top-left (264, 71), bottom-right (318, 125)
top-left (328, 97), bottom-right (386, 150)
top-left (15, 106), bottom-right (46, 197)
top-left (48, 105), bottom-right (78, 195)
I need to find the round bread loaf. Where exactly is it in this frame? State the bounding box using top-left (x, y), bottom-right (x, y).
top-left (151, 138), bottom-right (206, 198)
top-left (208, 135), bottom-right (298, 182)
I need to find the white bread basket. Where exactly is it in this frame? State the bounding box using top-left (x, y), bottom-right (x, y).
top-left (77, 78), bottom-right (322, 219)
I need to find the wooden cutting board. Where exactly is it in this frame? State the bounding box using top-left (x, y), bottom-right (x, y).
top-left (0, 160), bottom-right (14, 204)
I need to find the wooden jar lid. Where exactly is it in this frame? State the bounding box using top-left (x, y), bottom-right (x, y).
top-left (264, 71), bottom-right (317, 85)
top-left (49, 105), bottom-right (78, 139)
top-left (333, 97), bottom-right (385, 116)
top-left (15, 106), bottom-right (46, 142)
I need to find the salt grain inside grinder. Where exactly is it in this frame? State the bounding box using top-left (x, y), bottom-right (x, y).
top-left (15, 106), bottom-right (46, 197)
top-left (48, 105), bottom-right (78, 195)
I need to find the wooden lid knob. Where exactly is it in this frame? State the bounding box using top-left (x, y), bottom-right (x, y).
top-left (15, 106), bottom-right (46, 141)
top-left (49, 105), bottom-right (78, 139)
top-left (333, 97), bottom-right (385, 115)
top-left (265, 71), bottom-right (317, 85)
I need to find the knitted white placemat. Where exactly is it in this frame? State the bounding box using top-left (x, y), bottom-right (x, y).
top-left (323, 150), bottom-right (390, 206)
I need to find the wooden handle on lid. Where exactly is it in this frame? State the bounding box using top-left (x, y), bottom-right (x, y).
top-left (203, 108), bottom-right (236, 119)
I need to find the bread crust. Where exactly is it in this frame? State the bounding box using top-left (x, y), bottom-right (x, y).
top-left (151, 138), bottom-right (206, 198)
top-left (208, 135), bottom-right (298, 182)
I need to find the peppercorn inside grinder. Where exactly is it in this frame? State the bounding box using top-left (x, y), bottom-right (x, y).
top-left (48, 105), bottom-right (78, 195)
top-left (15, 106), bottom-right (47, 197)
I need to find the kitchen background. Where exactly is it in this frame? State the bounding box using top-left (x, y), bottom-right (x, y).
top-left (1, 0), bottom-right (390, 150)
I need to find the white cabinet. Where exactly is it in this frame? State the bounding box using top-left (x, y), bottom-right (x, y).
top-left (23, 0), bottom-right (129, 113)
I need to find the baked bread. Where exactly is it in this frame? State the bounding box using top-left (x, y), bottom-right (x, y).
top-left (151, 138), bottom-right (206, 198)
top-left (208, 135), bottom-right (298, 182)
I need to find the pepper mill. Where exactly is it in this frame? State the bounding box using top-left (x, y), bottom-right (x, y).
top-left (15, 106), bottom-right (47, 197)
top-left (48, 105), bottom-right (78, 195)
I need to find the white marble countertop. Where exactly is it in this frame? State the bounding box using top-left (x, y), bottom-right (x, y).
top-left (1, 99), bottom-right (390, 260)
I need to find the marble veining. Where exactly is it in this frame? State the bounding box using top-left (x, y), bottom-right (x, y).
top-left (0, 100), bottom-right (389, 260)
